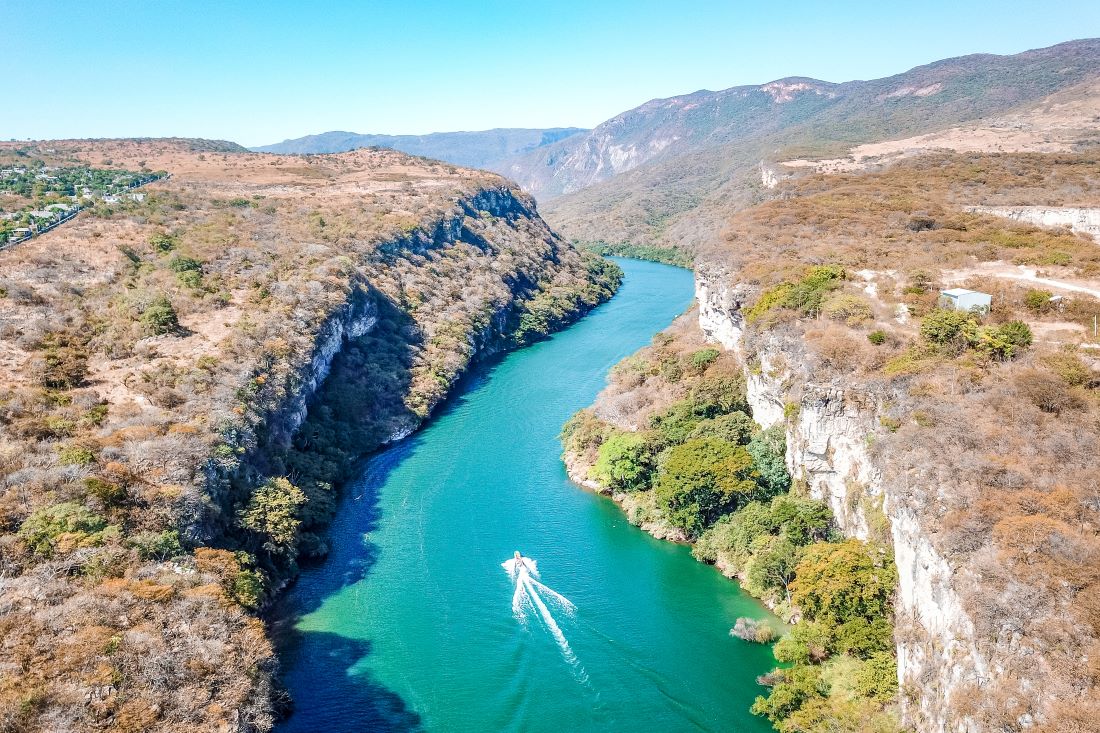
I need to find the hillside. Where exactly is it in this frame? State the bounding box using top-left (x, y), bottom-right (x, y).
top-left (251, 127), bottom-right (587, 171)
top-left (524, 39), bottom-right (1100, 252)
top-left (563, 148), bottom-right (1100, 731)
top-left (0, 138), bottom-right (618, 732)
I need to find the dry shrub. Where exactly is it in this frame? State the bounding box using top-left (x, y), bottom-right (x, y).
top-left (1014, 368), bottom-right (1083, 414)
top-left (807, 325), bottom-right (869, 371)
top-left (1034, 693), bottom-right (1100, 733)
top-left (822, 292), bottom-right (873, 325)
top-left (1041, 351), bottom-right (1097, 388)
top-left (991, 515), bottom-right (1080, 567)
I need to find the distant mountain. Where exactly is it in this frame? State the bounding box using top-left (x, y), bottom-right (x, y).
top-left (512, 39), bottom-right (1100, 250)
top-left (252, 128), bottom-right (587, 171)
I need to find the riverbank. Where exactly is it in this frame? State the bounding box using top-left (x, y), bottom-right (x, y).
top-left (559, 308), bottom-right (902, 731)
top-left (559, 312), bottom-right (771, 593)
top-left (275, 259), bottom-right (779, 733)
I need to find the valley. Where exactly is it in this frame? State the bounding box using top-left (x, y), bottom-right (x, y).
top-left (2, 25), bottom-right (1100, 733)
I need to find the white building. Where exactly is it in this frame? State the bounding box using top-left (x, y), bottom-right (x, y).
top-left (940, 288), bottom-right (992, 314)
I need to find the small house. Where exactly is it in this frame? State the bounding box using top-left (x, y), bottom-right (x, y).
top-left (940, 288), bottom-right (992, 314)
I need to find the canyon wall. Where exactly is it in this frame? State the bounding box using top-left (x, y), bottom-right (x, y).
top-left (196, 186), bottom-right (616, 548)
top-left (695, 267), bottom-right (988, 733)
top-left (966, 205), bottom-right (1100, 242)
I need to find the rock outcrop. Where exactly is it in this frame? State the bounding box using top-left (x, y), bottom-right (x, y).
top-left (966, 205), bottom-right (1100, 242)
top-left (694, 267), bottom-right (989, 733)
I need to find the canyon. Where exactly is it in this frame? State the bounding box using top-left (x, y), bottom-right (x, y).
top-left (3, 33), bottom-right (1100, 733)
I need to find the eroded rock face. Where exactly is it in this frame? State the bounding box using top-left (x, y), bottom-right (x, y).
top-left (966, 205), bottom-right (1100, 242)
top-left (696, 268), bottom-right (749, 353)
top-left (694, 267), bottom-right (988, 733)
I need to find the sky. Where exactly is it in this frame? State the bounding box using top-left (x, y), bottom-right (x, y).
top-left (5, 0), bottom-right (1100, 147)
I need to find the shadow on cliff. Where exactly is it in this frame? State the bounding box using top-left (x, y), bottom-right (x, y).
top-left (270, 288), bottom-right (505, 730)
top-left (275, 288), bottom-right (500, 617)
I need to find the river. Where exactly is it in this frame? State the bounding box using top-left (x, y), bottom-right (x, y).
top-left (276, 258), bottom-right (778, 733)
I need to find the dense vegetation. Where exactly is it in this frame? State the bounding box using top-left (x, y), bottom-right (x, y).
top-left (561, 318), bottom-right (900, 731)
top-left (577, 240), bottom-right (694, 267)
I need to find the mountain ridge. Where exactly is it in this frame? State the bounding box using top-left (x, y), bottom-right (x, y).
top-left (251, 127), bottom-right (587, 171)
top-left (534, 37), bottom-right (1100, 251)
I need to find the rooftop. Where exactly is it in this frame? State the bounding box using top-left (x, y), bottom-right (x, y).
top-left (942, 287), bottom-right (987, 297)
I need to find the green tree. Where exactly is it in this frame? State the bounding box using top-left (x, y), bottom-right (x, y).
top-left (691, 373), bottom-right (749, 415)
top-left (689, 410), bottom-right (757, 445)
top-left (237, 477), bottom-right (306, 556)
top-left (832, 617), bottom-right (895, 659)
top-left (974, 320), bottom-right (1033, 360)
top-left (998, 320), bottom-right (1032, 351)
top-left (689, 348), bottom-right (720, 370)
top-left (694, 494), bottom-right (832, 569)
top-left (18, 502), bottom-right (111, 556)
top-left (747, 425), bottom-right (791, 495)
top-left (790, 540), bottom-right (897, 627)
top-left (769, 495), bottom-right (833, 546)
top-left (751, 664), bottom-right (828, 725)
top-left (854, 652), bottom-right (899, 702)
top-left (774, 622), bottom-right (832, 664)
top-left (746, 535), bottom-right (800, 603)
top-left (232, 569), bottom-right (266, 609)
top-left (149, 232), bottom-right (177, 253)
top-left (126, 530), bottom-right (183, 561)
top-left (1023, 289), bottom-right (1052, 313)
top-left (141, 294), bottom-right (180, 335)
top-left (650, 401), bottom-right (706, 445)
top-left (593, 432), bottom-right (654, 491)
top-left (37, 333), bottom-right (88, 390)
top-left (655, 438), bottom-right (758, 536)
top-left (919, 308), bottom-right (976, 349)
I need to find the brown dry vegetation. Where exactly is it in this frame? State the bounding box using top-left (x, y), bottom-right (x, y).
top-left (713, 153), bottom-right (1100, 285)
top-left (702, 150), bottom-right (1100, 730)
top-left (0, 139), bottom-right (612, 731)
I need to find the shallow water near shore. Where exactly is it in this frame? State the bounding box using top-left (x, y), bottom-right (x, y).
top-left (276, 258), bottom-right (778, 733)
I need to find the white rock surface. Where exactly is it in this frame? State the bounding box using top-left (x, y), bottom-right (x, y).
top-left (966, 205), bottom-right (1100, 242)
top-left (695, 267), bottom-right (988, 732)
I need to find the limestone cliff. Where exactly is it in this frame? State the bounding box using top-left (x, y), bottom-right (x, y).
top-left (694, 267), bottom-right (988, 733)
top-left (200, 183), bottom-right (621, 562)
top-left (965, 205), bottom-right (1100, 242)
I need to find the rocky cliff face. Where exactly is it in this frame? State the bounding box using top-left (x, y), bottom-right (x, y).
top-left (966, 205), bottom-right (1100, 242)
top-left (694, 267), bottom-right (988, 733)
top-left (198, 185), bottom-right (615, 546)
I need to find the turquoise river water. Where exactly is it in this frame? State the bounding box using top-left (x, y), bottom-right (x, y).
top-left (276, 259), bottom-right (778, 732)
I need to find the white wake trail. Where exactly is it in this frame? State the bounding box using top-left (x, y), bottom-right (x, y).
top-left (503, 555), bottom-right (588, 683)
top-left (526, 575), bottom-right (575, 616)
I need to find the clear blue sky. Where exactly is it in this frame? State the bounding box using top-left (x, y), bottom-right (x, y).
top-left (5, 0), bottom-right (1099, 146)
